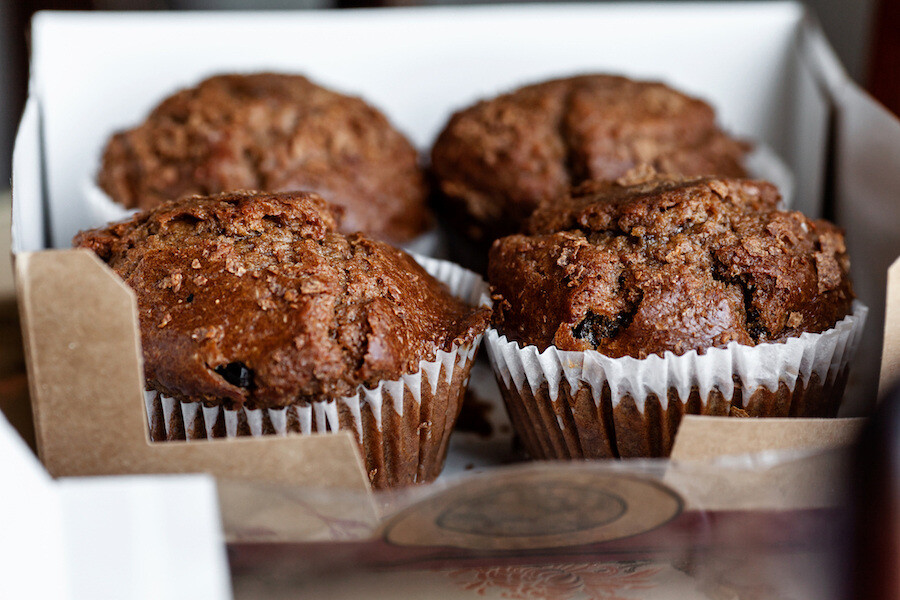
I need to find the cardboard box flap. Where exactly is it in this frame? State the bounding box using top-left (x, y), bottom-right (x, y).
top-left (16, 249), bottom-right (372, 495)
top-left (666, 415), bottom-right (863, 511)
top-left (670, 414), bottom-right (865, 461)
top-left (58, 475), bottom-right (231, 599)
top-left (879, 257), bottom-right (900, 397)
top-left (10, 99), bottom-right (46, 254)
top-left (831, 72), bottom-right (900, 410)
top-left (0, 408), bottom-right (69, 598)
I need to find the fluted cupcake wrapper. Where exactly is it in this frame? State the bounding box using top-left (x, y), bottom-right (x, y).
top-left (485, 301), bottom-right (867, 459)
top-left (143, 254), bottom-right (491, 489)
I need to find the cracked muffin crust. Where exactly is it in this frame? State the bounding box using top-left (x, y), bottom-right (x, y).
top-left (431, 74), bottom-right (748, 243)
top-left (74, 190), bottom-right (490, 409)
top-left (489, 176), bottom-right (854, 358)
top-left (97, 73), bottom-right (431, 243)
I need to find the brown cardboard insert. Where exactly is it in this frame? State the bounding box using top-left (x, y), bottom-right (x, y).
top-left (17, 247), bottom-right (872, 508)
top-left (666, 415), bottom-right (865, 510)
top-left (16, 249), bottom-right (371, 492)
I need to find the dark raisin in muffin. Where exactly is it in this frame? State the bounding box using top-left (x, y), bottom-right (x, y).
top-left (98, 73), bottom-right (431, 244)
top-left (432, 74), bottom-right (748, 246)
top-left (75, 190), bottom-right (490, 487)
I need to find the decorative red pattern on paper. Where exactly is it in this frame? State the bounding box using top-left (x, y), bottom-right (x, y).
top-left (446, 561), bottom-right (664, 599)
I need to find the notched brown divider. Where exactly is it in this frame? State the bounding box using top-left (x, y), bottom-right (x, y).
top-left (665, 414), bottom-right (866, 511)
top-left (878, 257), bottom-right (900, 398)
top-left (15, 249), bottom-right (373, 494)
top-left (669, 415), bottom-right (866, 462)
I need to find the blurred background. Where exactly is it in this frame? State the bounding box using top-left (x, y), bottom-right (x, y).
top-left (0, 0), bottom-right (897, 189)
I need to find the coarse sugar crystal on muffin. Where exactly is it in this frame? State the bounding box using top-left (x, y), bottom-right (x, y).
top-left (74, 190), bottom-right (491, 488)
top-left (485, 176), bottom-right (865, 459)
top-left (431, 74), bottom-right (749, 245)
top-left (97, 73), bottom-right (431, 244)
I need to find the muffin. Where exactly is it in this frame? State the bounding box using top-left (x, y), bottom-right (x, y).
top-left (486, 176), bottom-right (866, 459)
top-left (431, 74), bottom-right (748, 246)
top-left (74, 190), bottom-right (491, 488)
top-left (97, 73), bottom-right (431, 244)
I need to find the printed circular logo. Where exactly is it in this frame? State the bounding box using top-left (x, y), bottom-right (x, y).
top-left (383, 466), bottom-right (682, 550)
top-left (435, 483), bottom-right (627, 537)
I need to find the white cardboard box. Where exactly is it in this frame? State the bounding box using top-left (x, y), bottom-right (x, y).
top-left (15, 3), bottom-right (899, 409)
top-left (8, 4), bottom-right (900, 597)
top-left (0, 409), bottom-right (231, 600)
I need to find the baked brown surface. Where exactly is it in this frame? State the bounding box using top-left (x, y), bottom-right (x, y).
top-left (74, 191), bottom-right (489, 409)
top-left (431, 75), bottom-right (748, 242)
top-left (489, 176), bottom-right (854, 358)
top-left (98, 73), bottom-right (430, 243)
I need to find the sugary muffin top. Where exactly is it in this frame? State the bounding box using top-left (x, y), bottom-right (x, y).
top-left (489, 176), bottom-right (853, 358)
top-left (431, 74), bottom-right (748, 242)
top-left (98, 73), bottom-right (431, 243)
top-left (75, 191), bottom-right (489, 408)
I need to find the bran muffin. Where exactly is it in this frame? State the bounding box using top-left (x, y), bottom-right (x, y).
top-left (486, 176), bottom-right (865, 459)
top-left (97, 73), bottom-right (431, 244)
top-left (74, 190), bottom-right (491, 488)
top-left (431, 74), bottom-right (748, 245)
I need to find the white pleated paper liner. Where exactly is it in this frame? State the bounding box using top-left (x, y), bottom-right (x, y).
top-left (144, 254), bottom-right (492, 489)
top-left (485, 301), bottom-right (867, 460)
top-left (82, 178), bottom-right (444, 256)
